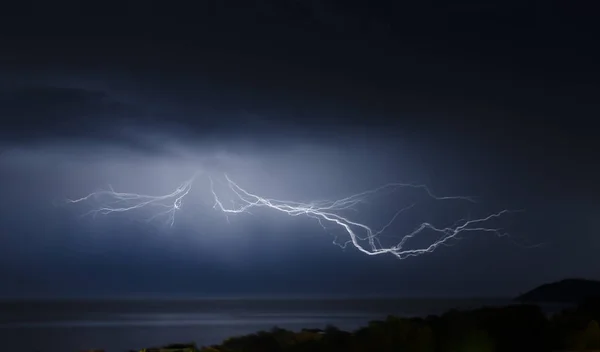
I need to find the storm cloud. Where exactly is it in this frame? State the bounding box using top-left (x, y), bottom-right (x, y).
top-left (1, 1), bottom-right (599, 298)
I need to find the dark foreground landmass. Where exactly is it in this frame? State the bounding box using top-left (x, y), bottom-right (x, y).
top-left (516, 278), bottom-right (600, 303)
top-left (128, 298), bottom-right (600, 352)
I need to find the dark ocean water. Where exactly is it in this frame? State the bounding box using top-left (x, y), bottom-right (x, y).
top-left (0, 298), bottom-right (568, 352)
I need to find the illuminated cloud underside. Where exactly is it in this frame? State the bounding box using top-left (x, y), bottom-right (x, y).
top-left (67, 172), bottom-right (512, 259)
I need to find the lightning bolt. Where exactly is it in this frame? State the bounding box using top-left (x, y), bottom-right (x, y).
top-left (67, 172), bottom-right (200, 227)
top-left (66, 172), bottom-right (516, 259)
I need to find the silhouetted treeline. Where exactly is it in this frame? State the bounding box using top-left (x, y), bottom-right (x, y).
top-left (189, 299), bottom-right (600, 352)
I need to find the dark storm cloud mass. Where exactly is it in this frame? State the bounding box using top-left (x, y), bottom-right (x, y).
top-left (1, 86), bottom-right (133, 145)
top-left (0, 1), bottom-right (599, 298)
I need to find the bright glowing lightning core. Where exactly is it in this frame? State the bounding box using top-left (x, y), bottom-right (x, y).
top-left (67, 173), bottom-right (512, 259)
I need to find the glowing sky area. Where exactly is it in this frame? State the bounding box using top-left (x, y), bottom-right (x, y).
top-left (1, 2), bottom-right (599, 298)
top-left (65, 166), bottom-right (514, 260)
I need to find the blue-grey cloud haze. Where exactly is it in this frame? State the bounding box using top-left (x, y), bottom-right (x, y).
top-left (1, 1), bottom-right (599, 298)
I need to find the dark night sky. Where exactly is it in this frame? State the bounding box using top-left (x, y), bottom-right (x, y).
top-left (0, 1), bottom-right (599, 298)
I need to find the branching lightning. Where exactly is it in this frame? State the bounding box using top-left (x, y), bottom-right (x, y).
top-left (66, 172), bottom-right (515, 259)
top-left (67, 173), bottom-right (200, 227)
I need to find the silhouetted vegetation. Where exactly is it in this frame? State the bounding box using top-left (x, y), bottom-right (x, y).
top-left (131, 299), bottom-right (600, 352)
top-left (193, 301), bottom-right (599, 352)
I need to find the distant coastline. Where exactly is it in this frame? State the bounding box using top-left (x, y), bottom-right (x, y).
top-left (516, 278), bottom-right (600, 303)
top-left (0, 291), bottom-right (586, 351)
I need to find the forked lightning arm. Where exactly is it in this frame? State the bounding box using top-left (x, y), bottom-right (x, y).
top-left (67, 173), bottom-right (512, 259)
top-left (67, 174), bottom-right (199, 227)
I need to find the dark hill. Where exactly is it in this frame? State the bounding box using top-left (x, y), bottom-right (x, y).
top-left (516, 278), bottom-right (600, 303)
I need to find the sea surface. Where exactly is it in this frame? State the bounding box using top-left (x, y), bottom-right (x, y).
top-left (0, 298), bottom-right (569, 352)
